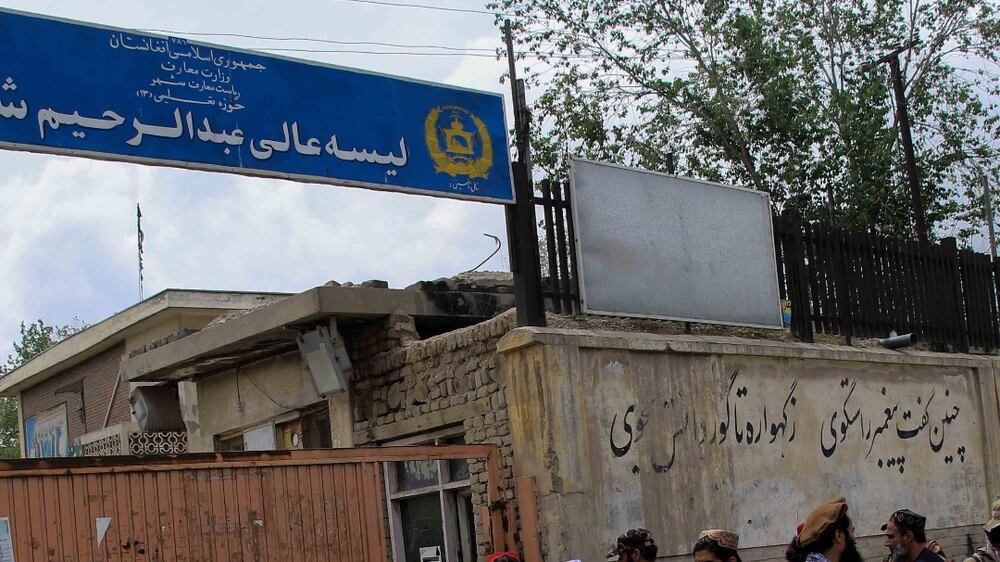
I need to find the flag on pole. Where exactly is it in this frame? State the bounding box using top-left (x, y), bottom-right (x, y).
top-left (137, 203), bottom-right (144, 300)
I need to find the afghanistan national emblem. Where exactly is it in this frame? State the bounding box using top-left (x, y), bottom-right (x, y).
top-left (424, 105), bottom-right (493, 179)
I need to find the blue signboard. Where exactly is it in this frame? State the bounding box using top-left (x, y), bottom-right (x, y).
top-left (0, 8), bottom-right (514, 203)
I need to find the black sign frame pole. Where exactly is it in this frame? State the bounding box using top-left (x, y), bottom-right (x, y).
top-left (503, 20), bottom-right (546, 327)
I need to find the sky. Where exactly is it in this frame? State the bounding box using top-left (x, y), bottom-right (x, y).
top-left (0, 0), bottom-right (518, 360)
top-left (1, 1), bottom-right (996, 362)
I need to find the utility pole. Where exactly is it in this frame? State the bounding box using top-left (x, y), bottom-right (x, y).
top-left (503, 20), bottom-right (546, 326)
top-left (867, 40), bottom-right (928, 248)
top-left (984, 176), bottom-right (997, 259)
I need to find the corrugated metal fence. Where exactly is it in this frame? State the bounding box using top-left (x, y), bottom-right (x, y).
top-left (0, 445), bottom-right (512, 562)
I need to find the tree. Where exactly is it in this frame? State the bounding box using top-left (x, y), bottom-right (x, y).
top-left (491, 0), bottom-right (1000, 243)
top-left (0, 318), bottom-right (88, 458)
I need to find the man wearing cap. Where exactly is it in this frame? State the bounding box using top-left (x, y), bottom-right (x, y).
top-left (785, 497), bottom-right (864, 562)
top-left (963, 499), bottom-right (1000, 562)
top-left (882, 509), bottom-right (946, 562)
top-left (694, 530), bottom-right (742, 562)
top-left (607, 528), bottom-right (659, 562)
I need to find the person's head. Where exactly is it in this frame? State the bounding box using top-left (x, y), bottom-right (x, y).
top-left (882, 509), bottom-right (927, 561)
top-left (786, 497), bottom-right (861, 562)
top-left (985, 499), bottom-right (1000, 548)
top-left (608, 528), bottom-right (658, 562)
top-left (693, 530), bottom-right (742, 562)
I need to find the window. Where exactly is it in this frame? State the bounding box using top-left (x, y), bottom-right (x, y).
top-left (276, 419), bottom-right (304, 449)
top-left (242, 423), bottom-right (275, 451)
top-left (217, 433), bottom-right (245, 452)
top-left (385, 435), bottom-right (476, 562)
top-left (214, 404), bottom-right (332, 452)
top-left (301, 407), bottom-right (332, 449)
top-left (277, 407), bottom-right (333, 449)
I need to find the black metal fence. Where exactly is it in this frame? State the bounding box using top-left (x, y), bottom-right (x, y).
top-left (533, 188), bottom-right (999, 352)
top-left (774, 209), bottom-right (1000, 351)
top-left (536, 180), bottom-right (581, 314)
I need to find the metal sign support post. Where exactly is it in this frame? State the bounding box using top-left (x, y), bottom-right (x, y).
top-left (503, 20), bottom-right (546, 327)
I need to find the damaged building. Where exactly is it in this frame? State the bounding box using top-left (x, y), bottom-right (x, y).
top-left (1, 274), bottom-right (998, 562)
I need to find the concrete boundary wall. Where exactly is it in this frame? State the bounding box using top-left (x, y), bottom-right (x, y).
top-left (499, 328), bottom-right (1000, 562)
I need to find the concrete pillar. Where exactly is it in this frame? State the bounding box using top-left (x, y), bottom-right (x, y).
top-left (327, 392), bottom-right (353, 448)
top-left (328, 317), bottom-right (354, 448)
top-left (178, 380), bottom-right (212, 452)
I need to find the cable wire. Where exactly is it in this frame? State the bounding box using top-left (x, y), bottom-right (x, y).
top-left (258, 47), bottom-right (499, 57)
top-left (330, 0), bottom-right (521, 17)
top-left (241, 372), bottom-right (299, 410)
top-left (138, 29), bottom-right (497, 52)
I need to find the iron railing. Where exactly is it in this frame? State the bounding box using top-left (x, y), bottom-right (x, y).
top-left (774, 209), bottom-right (999, 351)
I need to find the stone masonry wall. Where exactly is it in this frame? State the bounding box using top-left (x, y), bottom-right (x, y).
top-left (348, 309), bottom-right (518, 561)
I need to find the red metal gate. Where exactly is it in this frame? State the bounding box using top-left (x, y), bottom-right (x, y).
top-left (0, 445), bottom-right (509, 562)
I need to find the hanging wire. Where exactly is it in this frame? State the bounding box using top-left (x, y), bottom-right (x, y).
top-left (466, 233), bottom-right (503, 272)
top-left (241, 372), bottom-right (300, 410)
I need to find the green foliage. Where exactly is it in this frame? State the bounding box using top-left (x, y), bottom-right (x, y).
top-left (492, 0), bottom-right (1000, 243)
top-left (0, 318), bottom-right (88, 458)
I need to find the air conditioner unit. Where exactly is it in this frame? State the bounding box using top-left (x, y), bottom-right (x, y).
top-left (129, 385), bottom-right (185, 432)
top-left (296, 324), bottom-right (352, 397)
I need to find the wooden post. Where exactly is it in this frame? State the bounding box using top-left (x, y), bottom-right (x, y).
top-left (983, 176), bottom-right (997, 259)
top-left (781, 209), bottom-right (814, 342)
top-left (834, 227), bottom-right (854, 345)
top-left (942, 237), bottom-right (970, 352)
top-left (888, 53), bottom-right (929, 249)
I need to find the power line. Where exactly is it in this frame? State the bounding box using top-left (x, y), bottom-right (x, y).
top-left (253, 46), bottom-right (618, 60)
top-left (135, 26), bottom-right (667, 60)
top-left (138, 28), bottom-right (497, 52)
top-left (258, 47), bottom-right (498, 57)
top-left (330, 0), bottom-right (518, 16)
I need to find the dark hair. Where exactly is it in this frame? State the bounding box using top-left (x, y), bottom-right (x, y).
top-left (909, 528), bottom-right (926, 543)
top-left (785, 514), bottom-right (852, 562)
top-left (694, 537), bottom-right (742, 562)
top-left (784, 537), bottom-right (801, 562)
top-left (639, 544), bottom-right (659, 560)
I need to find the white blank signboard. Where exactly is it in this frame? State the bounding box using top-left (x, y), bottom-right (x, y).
top-left (570, 159), bottom-right (782, 327)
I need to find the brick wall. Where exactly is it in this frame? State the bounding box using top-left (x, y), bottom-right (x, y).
top-left (20, 343), bottom-right (130, 451)
top-left (348, 309), bottom-right (518, 561)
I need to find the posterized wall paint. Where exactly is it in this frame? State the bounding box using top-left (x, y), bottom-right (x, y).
top-left (23, 403), bottom-right (69, 458)
top-left (501, 330), bottom-right (1000, 562)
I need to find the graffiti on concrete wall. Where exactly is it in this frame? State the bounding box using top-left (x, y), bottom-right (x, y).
top-left (607, 366), bottom-right (970, 475)
top-left (594, 355), bottom-right (987, 549)
top-left (24, 403), bottom-right (69, 458)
